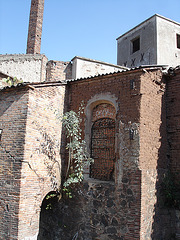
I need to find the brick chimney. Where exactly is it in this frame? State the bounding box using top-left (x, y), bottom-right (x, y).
top-left (26, 0), bottom-right (44, 54)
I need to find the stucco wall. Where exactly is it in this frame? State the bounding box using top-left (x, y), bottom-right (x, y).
top-left (157, 17), bottom-right (180, 67)
top-left (117, 16), bottom-right (157, 67)
top-left (117, 15), bottom-right (180, 68)
top-left (72, 56), bottom-right (127, 79)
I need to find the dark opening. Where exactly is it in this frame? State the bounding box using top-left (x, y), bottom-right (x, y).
top-left (90, 118), bottom-right (115, 181)
top-left (40, 191), bottom-right (58, 211)
top-left (132, 37), bottom-right (140, 53)
top-left (177, 34), bottom-right (180, 49)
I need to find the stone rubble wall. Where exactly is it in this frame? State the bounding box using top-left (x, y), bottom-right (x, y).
top-left (0, 54), bottom-right (48, 83)
top-left (38, 176), bottom-right (141, 240)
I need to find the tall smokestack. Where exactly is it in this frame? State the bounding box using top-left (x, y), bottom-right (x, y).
top-left (26, 0), bottom-right (44, 54)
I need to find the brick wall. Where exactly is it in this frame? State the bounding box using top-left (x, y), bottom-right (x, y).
top-left (46, 60), bottom-right (72, 81)
top-left (26, 0), bottom-right (44, 54)
top-left (0, 83), bottom-right (66, 240)
top-left (68, 70), bottom-right (142, 239)
top-left (19, 83), bottom-right (66, 240)
top-left (139, 70), bottom-right (167, 169)
top-left (166, 69), bottom-right (180, 238)
top-left (0, 87), bottom-right (29, 240)
top-left (1, 67), bottom-right (179, 239)
top-left (66, 69), bottom-right (175, 239)
top-left (166, 69), bottom-right (180, 185)
top-left (139, 70), bottom-right (171, 239)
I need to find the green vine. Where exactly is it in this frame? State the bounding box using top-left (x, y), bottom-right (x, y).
top-left (61, 102), bottom-right (93, 198)
top-left (3, 77), bottom-right (22, 87)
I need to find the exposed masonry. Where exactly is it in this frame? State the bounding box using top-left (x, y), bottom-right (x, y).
top-left (1, 2), bottom-right (180, 238)
top-left (0, 54), bottom-right (48, 83)
top-left (26, 0), bottom-right (44, 54)
top-left (0, 83), bottom-right (66, 240)
top-left (0, 67), bottom-right (180, 239)
top-left (46, 60), bottom-right (72, 81)
top-left (0, 54), bottom-right (128, 84)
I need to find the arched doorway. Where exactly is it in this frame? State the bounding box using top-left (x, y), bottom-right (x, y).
top-left (90, 117), bottom-right (115, 181)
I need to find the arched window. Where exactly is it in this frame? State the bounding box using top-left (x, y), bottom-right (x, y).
top-left (90, 103), bottom-right (116, 181)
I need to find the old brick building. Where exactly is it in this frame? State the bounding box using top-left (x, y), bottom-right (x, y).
top-left (0, 0), bottom-right (180, 239)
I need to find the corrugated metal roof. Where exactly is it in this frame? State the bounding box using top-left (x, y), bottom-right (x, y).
top-left (0, 65), bottom-right (174, 91)
top-left (67, 65), bottom-right (169, 83)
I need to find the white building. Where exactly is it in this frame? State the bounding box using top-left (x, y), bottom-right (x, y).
top-left (117, 14), bottom-right (180, 68)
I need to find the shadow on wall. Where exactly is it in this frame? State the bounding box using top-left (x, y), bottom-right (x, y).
top-left (37, 190), bottom-right (84, 240)
top-left (151, 80), bottom-right (177, 240)
top-left (37, 86), bottom-right (69, 239)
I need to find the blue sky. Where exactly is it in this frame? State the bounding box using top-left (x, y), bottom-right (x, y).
top-left (0, 0), bottom-right (180, 64)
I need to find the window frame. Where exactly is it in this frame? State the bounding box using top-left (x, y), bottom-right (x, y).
top-left (131, 36), bottom-right (140, 54)
top-left (177, 34), bottom-right (180, 49)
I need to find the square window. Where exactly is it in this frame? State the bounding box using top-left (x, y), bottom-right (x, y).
top-left (132, 37), bottom-right (140, 53)
top-left (177, 34), bottom-right (180, 49)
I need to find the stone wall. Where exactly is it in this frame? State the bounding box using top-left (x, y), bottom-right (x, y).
top-left (38, 177), bottom-right (141, 240)
top-left (66, 68), bottom-right (176, 239)
top-left (0, 54), bottom-right (48, 83)
top-left (1, 67), bottom-right (179, 239)
top-left (68, 70), bottom-right (142, 239)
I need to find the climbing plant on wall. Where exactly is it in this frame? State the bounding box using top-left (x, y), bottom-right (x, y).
top-left (3, 77), bottom-right (22, 87)
top-left (61, 102), bottom-right (93, 198)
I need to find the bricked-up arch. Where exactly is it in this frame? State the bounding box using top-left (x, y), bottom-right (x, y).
top-left (92, 102), bottom-right (116, 122)
top-left (90, 103), bottom-right (116, 180)
top-left (91, 118), bottom-right (115, 180)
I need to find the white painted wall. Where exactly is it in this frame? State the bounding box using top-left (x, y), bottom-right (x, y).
top-left (117, 15), bottom-right (157, 68)
top-left (117, 14), bottom-right (180, 68)
top-left (72, 56), bottom-right (127, 79)
top-left (157, 17), bottom-right (180, 67)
